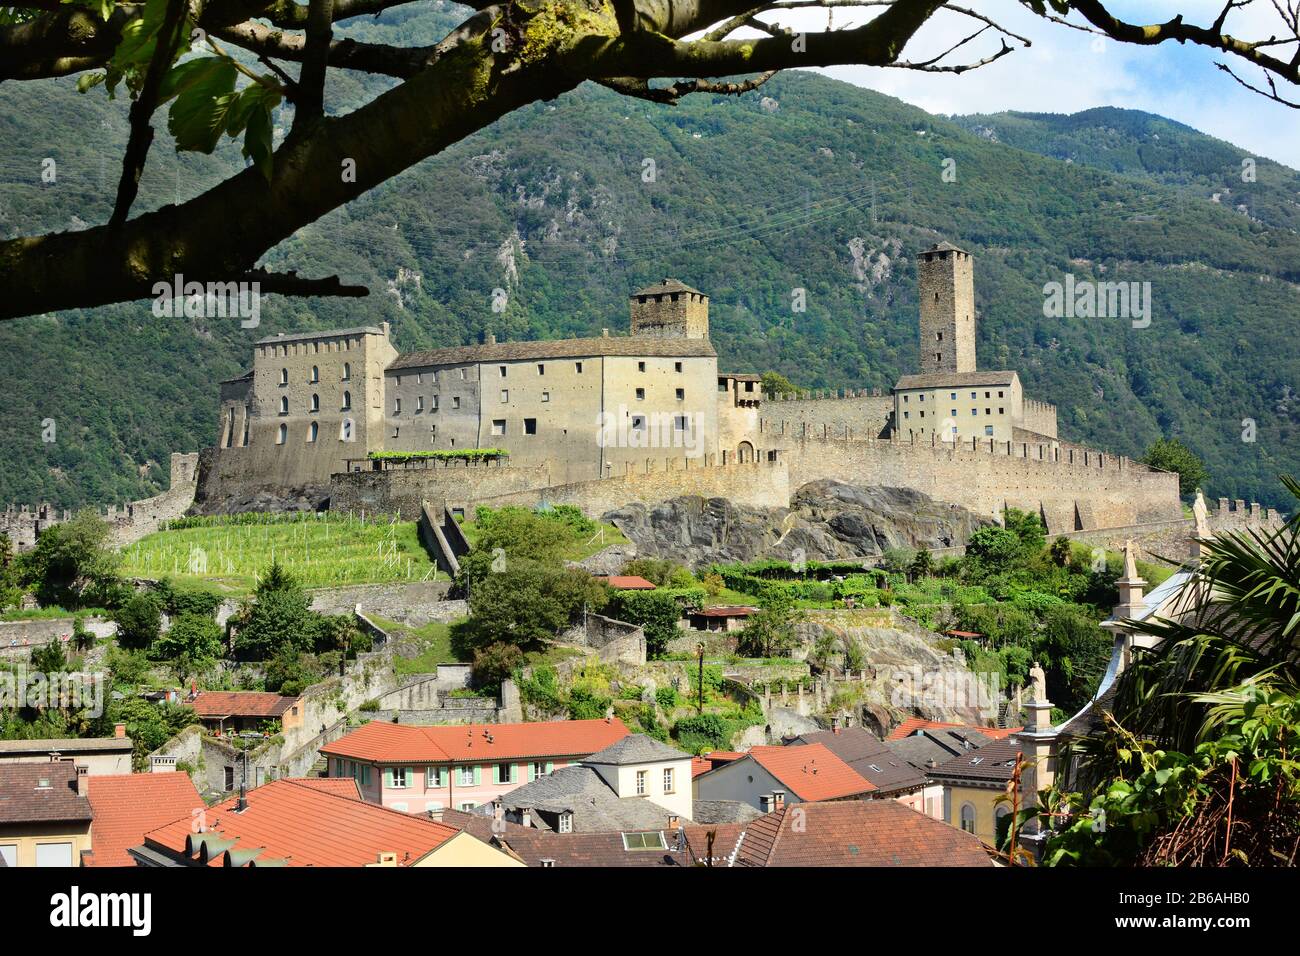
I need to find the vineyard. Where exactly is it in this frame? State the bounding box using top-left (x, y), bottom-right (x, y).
top-left (120, 512), bottom-right (438, 592)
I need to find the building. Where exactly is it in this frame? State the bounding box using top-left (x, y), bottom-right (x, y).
top-left (188, 690), bottom-right (304, 735)
top-left (784, 727), bottom-right (937, 817)
top-left (0, 728), bottom-right (134, 776)
top-left (82, 770), bottom-right (205, 867)
top-left (694, 743), bottom-right (875, 811)
top-left (0, 762), bottom-right (93, 867)
top-left (926, 736), bottom-right (1023, 848)
top-left (597, 575), bottom-right (657, 590)
top-left (441, 809), bottom-right (691, 867)
top-left (681, 800), bottom-right (995, 867)
top-left (480, 734), bottom-right (696, 832)
top-left (319, 717), bottom-right (631, 813)
top-left (687, 605), bottom-right (757, 632)
top-left (132, 777), bottom-right (522, 867)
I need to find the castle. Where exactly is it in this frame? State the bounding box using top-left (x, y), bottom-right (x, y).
top-left (17, 242), bottom-right (1272, 556)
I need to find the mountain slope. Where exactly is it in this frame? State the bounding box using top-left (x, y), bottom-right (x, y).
top-left (0, 5), bottom-right (1296, 511)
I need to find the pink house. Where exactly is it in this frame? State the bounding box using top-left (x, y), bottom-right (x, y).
top-left (319, 718), bottom-right (630, 813)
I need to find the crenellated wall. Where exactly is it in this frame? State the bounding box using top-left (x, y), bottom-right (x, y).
top-left (757, 389), bottom-right (894, 440)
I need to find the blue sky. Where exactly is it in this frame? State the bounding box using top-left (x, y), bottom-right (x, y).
top-left (777, 1), bottom-right (1299, 168)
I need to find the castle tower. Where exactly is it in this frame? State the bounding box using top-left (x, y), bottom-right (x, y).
top-left (629, 279), bottom-right (709, 339)
top-left (917, 242), bottom-right (976, 374)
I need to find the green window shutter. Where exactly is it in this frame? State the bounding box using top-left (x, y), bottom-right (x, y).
top-left (545, 761), bottom-right (553, 774)
top-left (404, 768), bottom-right (413, 788)
top-left (473, 765), bottom-right (481, 786)
top-left (511, 763), bottom-right (518, 782)
top-left (384, 768), bottom-right (393, 787)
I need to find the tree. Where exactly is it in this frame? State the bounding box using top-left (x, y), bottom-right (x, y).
top-left (231, 560), bottom-right (317, 660)
top-left (154, 612), bottom-right (224, 667)
top-left (110, 696), bottom-right (198, 769)
top-left (2, 1), bottom-right (1296, 319)
top-left (738, 587), bottom-right (800, 658)
top-left (761, 371), bottom-right (798, 398)
top-left (0, 533), bottom-right (21, 611)
top-left (17, 511), bottom-right (120, 609)
top-left (465, 562), bottom-right (604, 650)
top-left (909, 547), bottom-right (934, 578)
top-left (1141, 437), bottom-right (1209, 497)
top-left (114, 591), bottom-right (163, 650)
top-left (472, 641), bottom-right (524, 688)
top-left (608, 589), bottom-right (682, 659)
top-left (964, 526), bottom-right (1021, 571)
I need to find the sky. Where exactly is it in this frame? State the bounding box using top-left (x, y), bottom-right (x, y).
top-left (764, 1), bottom-right (1299, 168)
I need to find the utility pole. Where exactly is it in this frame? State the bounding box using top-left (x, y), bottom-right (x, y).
top-left (696, 642), bottom-right (705, 714)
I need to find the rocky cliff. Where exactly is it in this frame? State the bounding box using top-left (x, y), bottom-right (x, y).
top-left (604, 480), bottom-right (986, 570)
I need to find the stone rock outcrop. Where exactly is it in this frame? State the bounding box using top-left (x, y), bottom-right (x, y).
top-left (603, 480), bottom-right (986, 570)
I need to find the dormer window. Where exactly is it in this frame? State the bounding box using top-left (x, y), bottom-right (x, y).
top-left (558, 812), bottom-right (573, 833)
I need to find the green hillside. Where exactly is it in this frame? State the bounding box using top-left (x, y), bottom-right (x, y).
top-left (0, 3), bottom-right (1296, 511)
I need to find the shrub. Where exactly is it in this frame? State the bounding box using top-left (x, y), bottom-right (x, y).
top-left (114, 591), bottom-right (162, 650)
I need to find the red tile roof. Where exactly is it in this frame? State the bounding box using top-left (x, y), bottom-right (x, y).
top-left (746, 744), bottom-right (875, 801)
top-left (690, 800), bottom-right (995, 867)
top-left (321, 718), bottom-right (630, 764)
top-left (142, 779), bottom-right (469, 867)
top-left (690, 751), bottom-right (745, 778)
top-left (0, 763), bottom-right (93, 825)
top-left (284, 777), bottom-right (362, 799)
top-left (189, 691), bottom-right (299, 719)
top-left (84, 773), bottom-right (204, 867)
top-left (694, 606), bottom-right (757, 617)
top-left (885, 717), bottom-right (1022, 741)
top-left (600, 575), bottom-right (657, 590)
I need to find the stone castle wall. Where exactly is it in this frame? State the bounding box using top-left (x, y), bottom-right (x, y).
top-left (1021, 399), bottom-right (1058, 440)
top-left (776, 433), bottom-right (1181, 533)
top-left (757, 390), bottom-right (894, 439)
top-left (2, 453), bottom-right (199, 552)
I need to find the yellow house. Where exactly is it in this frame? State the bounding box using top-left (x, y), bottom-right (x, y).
top-left (0, 762), bottom-right (94, 867)
top-left (927, 737), bottom-right (1022, 850)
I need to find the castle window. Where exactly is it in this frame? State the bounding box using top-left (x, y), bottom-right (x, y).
top-left (985, 408), bottom-right (991, 415)
top-left (416, 396), bottom-right (424, 413)
top-left (537, 364), bottom-right (545, 376)
top-left (310, 366), bottom-right (319, 383)
top-left (431, 395), bottom-right (438, 411)
top-left (635, 388), bottom-right (645, 401)
top-left (985, 425), bottom-right (994, 437)
top-left (675, 388), bottom-right (685, 401)
top-left (430, 424), bottom-right (437, 437)
top-left (276, 423), bottom-right (287, 445)
top-left (998, 391), bottom-right (1004, 398)
top-left (638, 361), bottom-right (646, 372)
top-left (998, 407), bottom-right (1004, 415)
top-left (342, 363), bottom-right (351, 381)
top-left (934, 291), bottom-right (940, 301)
top-left (394, 397), bottom-right (401, 414)
top-left (452, 396), bottom-right (461, 409)
top-left (970, 392), bottom-right (977, 399)
top-left (524, 418), bottom-right (537, 435)
top-left (903, 411), bottom-right (910, 420)
top-left (718, 378), bottom-right (728, 392)
top-left (430, 371), bottom-right (437, 383)
top-left (500, 389), bottom-right (509, 403)
top-left (918, 394), bottom-right (924, 402)
top-left (985, 391), bottom-right (990, 398)
top-left (631, 415), bottom-right (646, 430)
top-left (499, 365), bottom-right (507, 378)
top-left (971, 409), bottom-right (977, 416)
top-left (675, 362), bottom-right (683, 373)
top-left (744, 381), bottom-right (754, 393)
top-left (310, 394), bottom-right (320, 413)
top-left (308, 421), bottom-right (319, 443)
top-left (541, 391), bottom-right (550, 403)
top-left (935, 353), bottom-right (941, 364)
top-left (919, 411), bottom-right (925, 418)
top-left (340, 419), bottom-right (354, 442)
top-left (951, 392), bottom-right (957, 400)
top-left (416, 373), bottom-right (422, 385)
top-left (951, 409), bottom-right (957, 417)
top-left (392, 426), bottom-right (399, 439)
top-left (279, 368), bottom-right (288, 385)
top-left (936, 332), bottom-right (943, 341)
top-left (279, 396), bottom-right (289, 415)
top-left (459, 368), bottom-right (466, 380)
top-left (342, 391), bottom-right (352, 411)
top-left (575, 362), bottom-right (583, 373)
top-left (903, 395), bottom-right (908, 403)
top-left (674, 415), bottom-right (688, 431)
top-left (491, 420), bottom-right (506, 437)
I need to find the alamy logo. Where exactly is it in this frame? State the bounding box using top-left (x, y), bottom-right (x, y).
top-left (595, 405), bottom-right (705, 458)
top-left (151, 274), bottom-right (261, 329)
top-left (50, 887), bottom-right (151, 936)
top-left (1042, 273), bottom-right (1151, 328)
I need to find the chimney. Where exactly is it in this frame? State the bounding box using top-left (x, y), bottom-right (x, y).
top-left (519, 807), bottom-right (531, 828)
top-left (772, 790), bottom-right (786, 810)
top-left (486, 332), bottom-right (497, 345)
top-left (150, 755), bottom-right (178, 774)
top-left (381, 321), bottom-right (390, 337)
top-left (668, 815), bottom-right (681, 830)
top-left (75, 764), bottom-right (89, 797)
top-left (760, 794), bottom-right (774, 812)
top-left (113, 722), bottom-right (126, 739)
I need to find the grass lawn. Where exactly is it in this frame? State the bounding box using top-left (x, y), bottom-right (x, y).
top-left (377, 615), bottom-right (586, 676)
top-left (120, 513), bottom-right (439, 593)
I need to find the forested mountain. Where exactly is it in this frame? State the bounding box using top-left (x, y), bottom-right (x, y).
top-left (1, 2), bottom-right (1296, 510)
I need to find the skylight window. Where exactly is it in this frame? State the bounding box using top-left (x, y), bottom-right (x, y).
top-left (622, 831), bottom-right (667, 851)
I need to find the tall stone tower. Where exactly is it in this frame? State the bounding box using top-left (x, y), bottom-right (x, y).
top-left (629, 279), bottom-right (709, 339)
top-left (917, 242), bottom-right (976, 374)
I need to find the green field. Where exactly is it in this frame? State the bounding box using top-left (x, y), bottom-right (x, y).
top-left (455, 516), bottom-right (629, 563)
top-left (120, 513), bottom-right (439, 593)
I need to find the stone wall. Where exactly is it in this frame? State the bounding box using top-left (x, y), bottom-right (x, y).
top-left (463, 457), bottom-right (789, 518)
top-left (557, 613), bottom-right (646, 666)
top-left (758, 391), bottom-right (894, 440)
top-left (306, 582), bottom-right (456, 625)
top-left (328, 460), bottom-right (553, 520)
top-left (0, 617), bottom-right (117, 660)
top-left (775, 433), bottom-right (1181, 534)
top-left (1022, 399), bottom-right (1058, 439)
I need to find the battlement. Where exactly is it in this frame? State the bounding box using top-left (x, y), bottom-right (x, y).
top-left (765, 387), bottom-right (889, 402)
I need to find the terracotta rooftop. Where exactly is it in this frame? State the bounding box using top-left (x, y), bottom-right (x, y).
top-left (745, 744), bottom-right (875, 801)
top-left (0, 762), bottom-right (93, 825)
top-left (84, 773), bottom-right (204, 867)
top-left (442, 809), bottom-right (688, 867)
top-left (686, 800), bottom-right (994, 867)
top-left (786, 728), bottom-right (928, 794)
top-left (927, 737), bottom-right (1023, 784)
top-left (321, 718), bottom-right (630, 764)
top-left (141, 778), bottom-right (467, 867)
top-left (189, 691), bottom-right (299, 719)
top-left (599, 575), bottom-right (657, 590)
top-left (694, 606), bottom-right (757, 617)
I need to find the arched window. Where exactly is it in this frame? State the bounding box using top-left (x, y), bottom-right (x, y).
top-left (959, 803), bottom-right (977, 834)
top-left (342, 390), bottom-right (352, 411)
top-left (279, 396), bottom-right (289, 414)
top-left (311, 393), bottom-right (320, 413)
top-left (340, 418), bottom-right (354, 442)
top-left (342, 362), bottom-right (351, 381)
top-left (279, 368), bottom-right (288, 385)
top-left (310, 365), bottom-right (319, 383)
top-left (276, 423), bottom-right (287, 445)
top-left (308, 421), bottom-right (319, 443)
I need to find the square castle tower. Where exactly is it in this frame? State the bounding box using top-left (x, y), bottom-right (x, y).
top-left (918, 241), bottom-right (976, 375)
